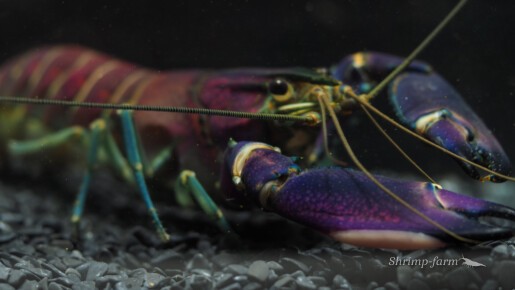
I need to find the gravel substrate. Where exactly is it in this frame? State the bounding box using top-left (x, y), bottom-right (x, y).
top-left (1, 174), bottom-right (515, 290)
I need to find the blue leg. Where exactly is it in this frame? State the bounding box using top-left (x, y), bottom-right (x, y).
top-left (176, 170), bottom-right (232, 233)
top-left (118, 110), bottom-right (170, 242)
top-left (8, 119), bottom-right (106, 237)
top-left (103, 131), bottom-right (134, 184)
top-left (8, 119), bottom-right (95, 236)
top-left (8, 126), bottom-right (85, 155)
top-left (71, 120), bottom-right (105, 227)
top-left (103, 122), bottom-right (173, 182)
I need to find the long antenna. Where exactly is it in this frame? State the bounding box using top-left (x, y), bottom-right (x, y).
top-left (361, 105), bottom-right (439, 185)
top-left (0, 96), bottom-right (315, 124)
top-left (323, 0), bottom-right (479, 244)
top-left (364, 0), bottom-right (469, 102)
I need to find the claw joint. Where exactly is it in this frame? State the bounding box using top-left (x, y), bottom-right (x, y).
top-left (231, 142), bottom-right (276, 191)
top-left (180, 170), bottom-right (195, 185)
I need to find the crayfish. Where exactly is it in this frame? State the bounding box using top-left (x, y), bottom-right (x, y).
top-left (0, 0), bottom-right (514, 249)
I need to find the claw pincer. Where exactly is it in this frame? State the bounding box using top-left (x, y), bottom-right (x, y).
top-left (333, 52), bottom-right (512, 182)
top-left (224, 141), bottom-right (515, 249)
top-left (390, 73), bottom-right (512, 181)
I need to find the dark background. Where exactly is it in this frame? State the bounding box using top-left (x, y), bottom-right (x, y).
top-left (0, 4), bottom-right (514, 289)
top-left (0, 0), bottom-right (514, 180)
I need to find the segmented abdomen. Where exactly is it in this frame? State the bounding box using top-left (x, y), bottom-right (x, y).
top-left (0, 45), bottom-right (200, 129)
top-left (0, 46), bottom-right (222, 184)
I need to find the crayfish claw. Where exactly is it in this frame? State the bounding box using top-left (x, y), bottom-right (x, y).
top-left (435, 187), bottom-right (515, 223)
top-left (223, 141), bottom-right (515, 249)
top-left (390, 73), bottom-right (512, 181)
top-left (268, 169), bottom-right (515, 248)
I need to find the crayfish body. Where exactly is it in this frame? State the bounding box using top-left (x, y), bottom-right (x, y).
top-left (0, 46), bottom-right (513, 249)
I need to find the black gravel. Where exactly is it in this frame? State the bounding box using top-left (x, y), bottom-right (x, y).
top-left (1, 175), bottom-right (515, 290)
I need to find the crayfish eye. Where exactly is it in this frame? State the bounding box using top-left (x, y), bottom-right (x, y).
top-left (269, 79), bottom-right (288, 95)
top-left (269, 79), bottom-right (293, 102)
top-left (466, 130), bottom-right (475, 142)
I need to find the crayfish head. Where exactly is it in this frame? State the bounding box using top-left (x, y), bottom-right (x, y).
top-left (259, 67), bottom-right (349, 124)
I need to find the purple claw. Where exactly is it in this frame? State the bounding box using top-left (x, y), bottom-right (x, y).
top-left (332, 52), bottom-right (432, 94)
top-left (331, 52), bottom-right (511, 182)
top-left (224, 141), bottom-right (515, 249)
top-left (271, 169), bottom-right (515, 249)
top-left (390, 73), bottom-right (512, 182)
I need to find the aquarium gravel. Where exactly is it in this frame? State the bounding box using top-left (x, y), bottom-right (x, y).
top-left (0, 1), bottom-right (514, 289)
top-left (1, 178), bottom-right (515, 290)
